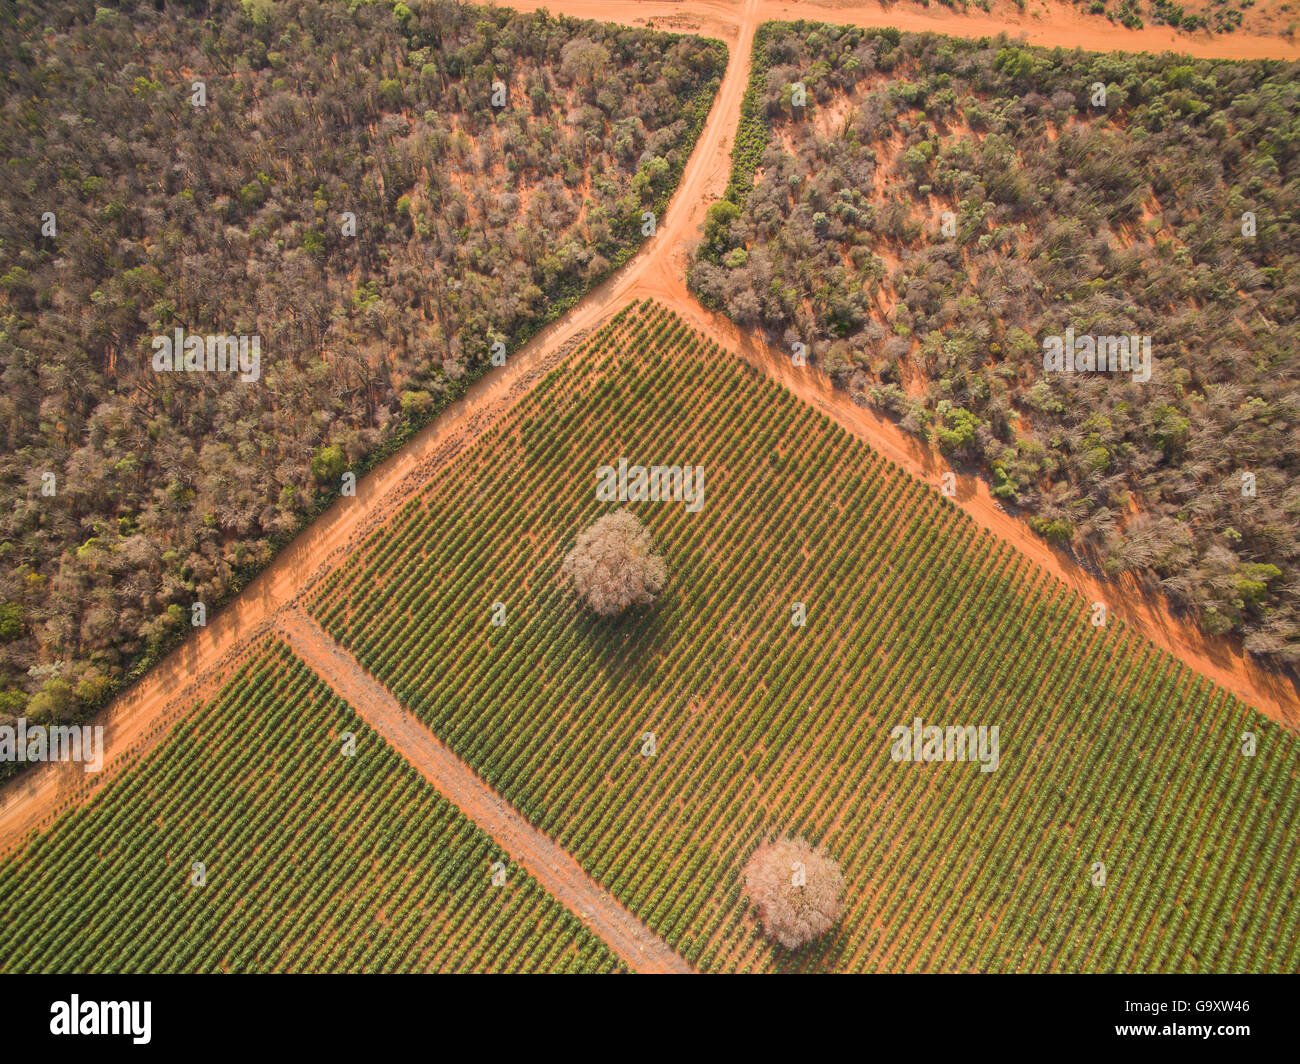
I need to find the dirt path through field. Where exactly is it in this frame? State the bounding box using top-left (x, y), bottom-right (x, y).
top-left (1, 0), bottom-right (1295, 863)
top-left (274, 607), bottom-right (693, 974)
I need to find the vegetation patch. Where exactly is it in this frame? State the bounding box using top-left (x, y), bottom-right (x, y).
top-left (690, 23), bottom-right (1300, 669)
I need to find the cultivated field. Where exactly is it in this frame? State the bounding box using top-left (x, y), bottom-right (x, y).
top-left (3, 1), bottom-right (1298, 980)
top-left (307, 300), bottom-right (1300, 972)
top-left (0, 639), bottom-right (624, 973)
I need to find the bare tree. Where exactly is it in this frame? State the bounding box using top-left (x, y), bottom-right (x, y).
top-left (560, 38), bottom-right (611, 87)
top-left (742, 836), bottom-right (845, 949)
top-left (560, 509), bottom-right (666, 617)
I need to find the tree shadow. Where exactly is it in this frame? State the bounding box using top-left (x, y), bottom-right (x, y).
top-left (764, 921), bottom-right (850, 974)
top-left (579, 587), bottom-right (679, 690)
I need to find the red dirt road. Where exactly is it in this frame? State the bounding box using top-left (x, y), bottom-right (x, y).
top-left (505, 0), bottom-right (1300, 59)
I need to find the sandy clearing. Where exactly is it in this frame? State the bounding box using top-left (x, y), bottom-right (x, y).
top-left (505, 0), bottom-right (1300, 59)
top-left (275, 607), bottom-right (693, 974)
top-left (764, 0), bottom-right (1299, 59)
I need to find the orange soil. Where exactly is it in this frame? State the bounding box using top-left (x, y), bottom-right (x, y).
top-left (505, 0), bottom-right (1300, 59)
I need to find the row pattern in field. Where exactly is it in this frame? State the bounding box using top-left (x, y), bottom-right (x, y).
top-left (0, 640), bottom-right (624, 973)
top-left (311, 300), bottom-right (1299, 973)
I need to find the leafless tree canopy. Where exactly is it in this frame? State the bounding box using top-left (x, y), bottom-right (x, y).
top-left (742, 836), bottom-right (845, 949)
top-left (560, 510), bottom-right (667, 617)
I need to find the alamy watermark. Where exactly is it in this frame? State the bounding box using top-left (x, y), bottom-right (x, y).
top-left (1042, 327), bottom-right (1151, 384)
top-left (151, 327), bottom-right (261, 382)
top-left (50, 996), bottom-right (150, 1044)
top-left (0, 718), bottom-right (103, 773)
top-left (595, 458), bottom-right (705, 513)
top-left (889, 716), bottom-right (1000, 773)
